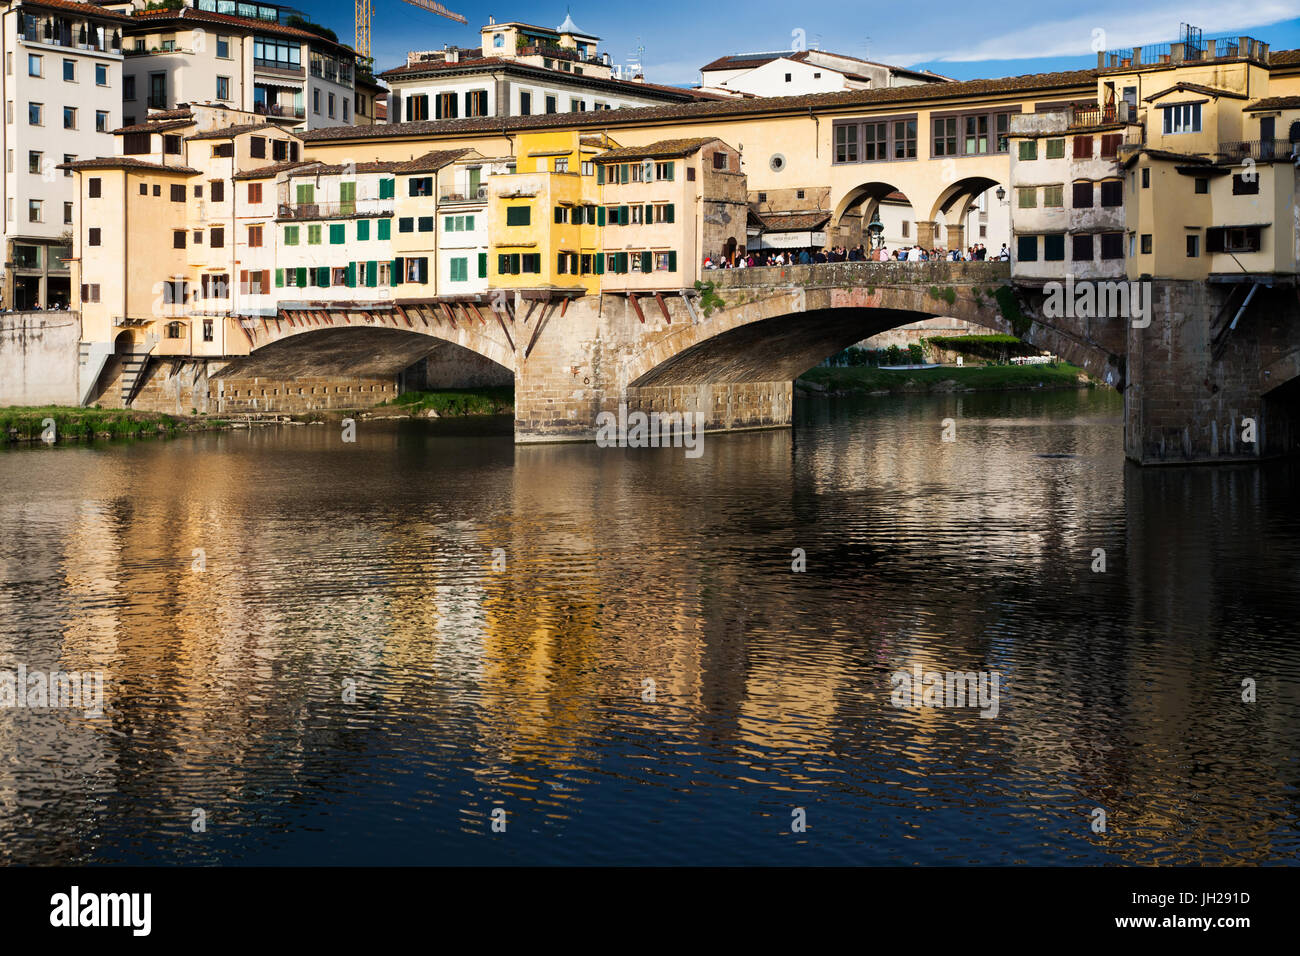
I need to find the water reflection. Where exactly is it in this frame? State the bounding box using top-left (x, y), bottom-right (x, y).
top-left (0, 390), bottom-right (1297, 864)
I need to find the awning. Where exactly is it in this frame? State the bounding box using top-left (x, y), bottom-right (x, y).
top-left (755, 230), bottom-right (827, 249)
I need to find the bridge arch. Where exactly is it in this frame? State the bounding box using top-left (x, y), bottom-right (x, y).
top-left (831, 181), bottom-right (914, 248)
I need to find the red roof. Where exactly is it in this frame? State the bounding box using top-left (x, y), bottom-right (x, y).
top-left (129, 8), bottom-right (356, 55)
top-left (20, 0), bottom-right (131, 23)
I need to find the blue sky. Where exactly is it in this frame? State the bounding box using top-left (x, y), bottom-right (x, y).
top-left (298, 1), bottom-right (1300, 85)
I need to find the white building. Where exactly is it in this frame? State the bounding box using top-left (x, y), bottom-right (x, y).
top-left (100, 0), bottom-right (360, 130)
top-left (381, 13), bottom-right (717, 124)
top-left (2, 0), bottom-right (128, 309)
top-left (698, 49), bottom-right (950, 99)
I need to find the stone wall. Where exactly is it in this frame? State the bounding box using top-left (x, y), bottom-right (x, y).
top-left (0, 311), bottom-right (81, 406)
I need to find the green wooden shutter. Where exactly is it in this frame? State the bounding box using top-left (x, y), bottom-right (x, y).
top-left (317, 266), bottom-right (329, 287)
top-left (367, 260), bottom-right (378, 287)
top-left (419, 258), bottom-right (429, 283)
top-left (554, 206), bottom-right (564, 224)
top-left (510, 254), bottom-right (520, 274)
top-left (330, 224), bottom-right (345, 244)
top-left (296, 267), bottom-right (307, 287)
top-left (346, 262), bottom-right (356, 287)
top-left (641, 251), bottom-right (652, 273)
top-left (597, 164), bottom-right (604, 184)
top-left (595, 253), bottom-right (604, 275)
top-left (664, 204), bottom-right (674, 223)
top-left (644, 204), bottom-right (653, 223)
top-left (377, 218), bottom-right (391, 240)
top-left (357, 219), bottom-right (370, 241)
top-left (617, 252), bottom-right (627, 274)
top-left (478, 252), bottom-right (487, 278)
top-left (620, 164), bottom-right (629, 184)
top-left (597, 206), bottom-right (606, 227)
top-left (668, 250), bottom-right (677, 271)
top-left (498, 254), bottom-right (509, 275)
top-left (619, 205), bottom-right (628, 225)
top-left (379, 177), bottom-right (394, 199)
top-left (275, 268), bottom-right (283, 287)
top-left (393, 258), bottom-right (404, 284)
top-left (663, 161), bottom-right (674, 181)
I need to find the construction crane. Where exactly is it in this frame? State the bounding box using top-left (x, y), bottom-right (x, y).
top-left (355, 0), bottom-right (467, 63)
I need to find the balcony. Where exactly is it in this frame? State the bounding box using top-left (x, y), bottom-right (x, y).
top-left (277, 200), bottom-right (393, 220)
top-left (439, 184), bottom-right (489, 203)
top-left (254, 58), bottom-right (305, 76)
top-left (1215, 140), bottom-right (1298, 163)
top-left (254, 102), bottom-right (306, 119)
top-left (147, 95), bottom-right (169, 109)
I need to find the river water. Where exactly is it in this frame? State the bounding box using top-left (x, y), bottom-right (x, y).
top-left (1, 389), bottom-right (1297, 865)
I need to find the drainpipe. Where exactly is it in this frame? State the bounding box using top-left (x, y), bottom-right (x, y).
top-left (809, 107), bottom-right (819, 158)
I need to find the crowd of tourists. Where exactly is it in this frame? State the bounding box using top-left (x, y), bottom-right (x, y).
top-left (703, 243), bottom-right (1009, 269)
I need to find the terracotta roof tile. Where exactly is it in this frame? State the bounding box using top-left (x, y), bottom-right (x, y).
top-left (301, 67), bottom-right (1101, 143)
top-left (1246, 95), bottom-right (1300, 111)
top-left (59, 157), bottom-right (198, 174)
top-left (21, 0), bottom-right (131, 23)
top-left (233, 160), bottom-right (317, 180)
top-left (127, 8), bottom-right (356, 55)
top-left (112, 118), bottom-right (195, 134)
top-left (187, 122), bottom-right (280, 140)
top-left (592, 137), bottom-right (719, 161)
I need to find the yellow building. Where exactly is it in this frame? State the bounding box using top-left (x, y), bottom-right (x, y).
top-left (488, 129), bottom-right (605, 295)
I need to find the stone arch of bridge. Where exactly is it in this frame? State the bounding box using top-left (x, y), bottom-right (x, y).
top-left (831, 180), bottom-right (919, 246)
top-left (929, 175), bottom-right (1005, 240)
top-left (243, 313), bottom-right (517, 375)
top-left (217, 324), bottom-right (515, 384)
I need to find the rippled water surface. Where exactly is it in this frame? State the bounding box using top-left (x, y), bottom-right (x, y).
top-left (1, 389), bottom-right (1297, 865)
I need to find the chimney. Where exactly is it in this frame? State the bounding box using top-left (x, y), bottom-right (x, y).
top-left (447, 49), bottom-right (459, 64)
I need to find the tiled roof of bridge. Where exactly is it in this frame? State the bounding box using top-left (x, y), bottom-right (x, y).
top-left (1247, 95), bottom-right (1300, 111)
top-left (755, 210), bottom-right (832, 231)
top-left (299, 67), bottom-right (1101, 142)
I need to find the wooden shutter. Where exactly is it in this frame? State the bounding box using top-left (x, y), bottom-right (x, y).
top-left (596, 164), bottom-right (605, 184)
top-left (478, 253), bottom-right (487, 278)
top-left (367, 261), bottom-right (378, 287)
top-left (641, 251), bottom-right (652, 273)
top-left (619, 205), bottom-right (628, 225)
top-left (597, 206), bottom-right (606, 227)
top-left (296, 267), bottom-right (307, 287)
top-left (1073, 136), bottom-right (1092, 158)
top-left (665, 204), bottom-right (674, 223)
top-left (392, 258), bottom-right (404, 284)
top-left (668, 251), bottom-right (677, 272)
top-left (239, 269), bottom-right (249, 294)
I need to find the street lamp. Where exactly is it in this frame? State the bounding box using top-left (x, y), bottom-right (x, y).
top-left (995, 186), bottom-right (1006, 203)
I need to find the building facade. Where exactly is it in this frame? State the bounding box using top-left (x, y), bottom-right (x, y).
top-left (698, 49), bottom-right (950, 98)
top-left (2, 0), bottom-right (129, 309)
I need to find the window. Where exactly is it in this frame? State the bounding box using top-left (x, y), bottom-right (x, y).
top-left (1206, 226), bottom-right (1262, 253)
top-left (124, 75), bottom-right (135, 100)
top-left (1099, 134), bottom-right (1122, 159)
top-left (211, 180), bottom-right (224, 203)
top-left (570, 98), bottom-right (585, 112)
top-left (1045, 138), bottom-right (1065, 159)
top-left (357, 219), bottom-right (369, 240)
top-left (308, 224), bottom-right (322, 244)
top-left (785, 72), bottom-right (792, 82)
top-left (1018, 140), bottom-right (1037, 161)
top-left (520, 91), bottom-right (532, 115)
top-left (28, 102), bottom-right (41, 125)
top-left (583, 161), bottom-right (595, 176)
top-left (342, 100), bottom-right (348, 122)
top-left (248, 225), bottom-right (263, 247)
top-left (248, 182), bottom-right (262, 203)
top-left (92, 63), bottom-right (108, 88)
top-left (835, 123), bottom-right (858, 163)
top-left (545, 95), bottom-right (557, 114)
top-left (217, 76), bottom-right (230, 100)
top-left (1072, 233), bottom-right (1093, 261)
top-left (63, 201), bottom-right (73, 224)
top-left (377, 219), bottom-right (391, 240)
top-left (1017, 187), bottom-right (1037, 209)
top-left (81, 284), bottom-right (101, 303)
top-left (1186, 234), bottom-right (1199, 257)
top-left (1016, 235), bottom-right (1037, 261)
top-left (1072, 181), bottom-right (1093, 207)
top-left (901, 221), bottom-right (909, 237)
top-left (284, 225), bottom-right (299, 246)
top-left (210, 227), bottom-right (224, 248)
top-left (398, 217), bottom-right (414, 233)
top-left (1142, 168), bottom-right (1150, 188)
top-left (1195, 177), bottom-right (1208, 194)
top-left (28, 150), bottom-right (42, 174)
top-left (1043, 184), bottom-right (1063, 207)
top-left (713, 151), bottom-right (729, 170)
top-left (1100, 180), bottom-right (1123, 206)
top-left (506, 206), bottom-right (530, 226)
top-left (1073, 136), bottom-right (1093, 159)
top-left (408, 176), bottom-right (432, 197)
top-left (435, 92), bottom-right (456, 119)
top-left (173, 230), bottom-right (186, 249)
top-left (328, 93), bottom-right (335, 118)
top-left (655, 251), bottom-right (676, 272)
top-left (217, 36), bottom-right (230, 58)
top-left (28, 55), bottom-right (41, 77)
top-left (95, 110), bottom-right (108, 132)
top-left (555, 157), bottom-right (569, 173)
top-left (466, 90), bottom-right (488, 116)
top-left (1232, 174), bottom-right (1259, 195)
top-left (88, 228), bottom-right (101, 246)
top-left (962, 114), bottom-right (988, 154)
top-left (170, 184), bottom-right (185, 202)
top-left (893, 119), bottom-right (917, 159)
top-left (1043, 234), bottom-right (1065, 261)
top-left (164, 135), bottom-right (182, 155)
top-left (1100, 233), bottom-right (1123, 259)
top-left (63, 106), bottom-right (75, 129)
top-left (930, 117), bottom-right (957, 157)
top-left (331, 267), bottom-right (347, 286)
top-left (193, 230), bottom-right (203, 245)
top-left (1140, 234), bottom-right (1152, 254)
top-left (313, 89), bottom-right (320, 114)
top-left (449, 257), bottom-right (468, 281)
top-left (1162, 102), bottom-right (1201, 134)
top-left (203, 319), bottom-right (214, 342)
top-left (63, 59), bottom-right (74, 82)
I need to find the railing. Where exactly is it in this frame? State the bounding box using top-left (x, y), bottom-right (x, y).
top-left (1102, 34), bottom-right (1268, 69)
top-left (254, 58), bottom-right (305, 75)
top-left (709, 260), bottom-right (1011, 289)
top-left (254, 102), bottom-right (306, 119)
top-left (277, 200), bottom-right (393, 220)
top-left (1215, 140), bottom-right (1297, 162)
top-left (438, 184), bottom-right (489, 202)
top-left (147, 95), bottom-right (169, 109)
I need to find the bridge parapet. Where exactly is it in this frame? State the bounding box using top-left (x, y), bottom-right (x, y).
top-left (706, 260), bottom-right (1011, 290)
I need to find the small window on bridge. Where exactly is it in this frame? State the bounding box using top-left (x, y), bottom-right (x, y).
top-left (1016, 235), bottom-right (1038, 261)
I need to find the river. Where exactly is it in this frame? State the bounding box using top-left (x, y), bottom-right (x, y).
top-left (1, 388), bottom-right (1297, 865)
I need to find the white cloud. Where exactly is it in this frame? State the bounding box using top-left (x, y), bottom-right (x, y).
top-left (883, 0), bottom-right (1300, 64)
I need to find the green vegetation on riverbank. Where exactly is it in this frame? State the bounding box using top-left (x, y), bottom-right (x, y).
top-left (377, 387), bottom-right (514, 417)
top-left (799, 362), bottom-right (1090, 394)
top-left (0, 406), bottom-right (228, 443)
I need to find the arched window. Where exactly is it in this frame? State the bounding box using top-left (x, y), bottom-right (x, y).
top-left (1289, 120), bottom-right (1300, 144)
